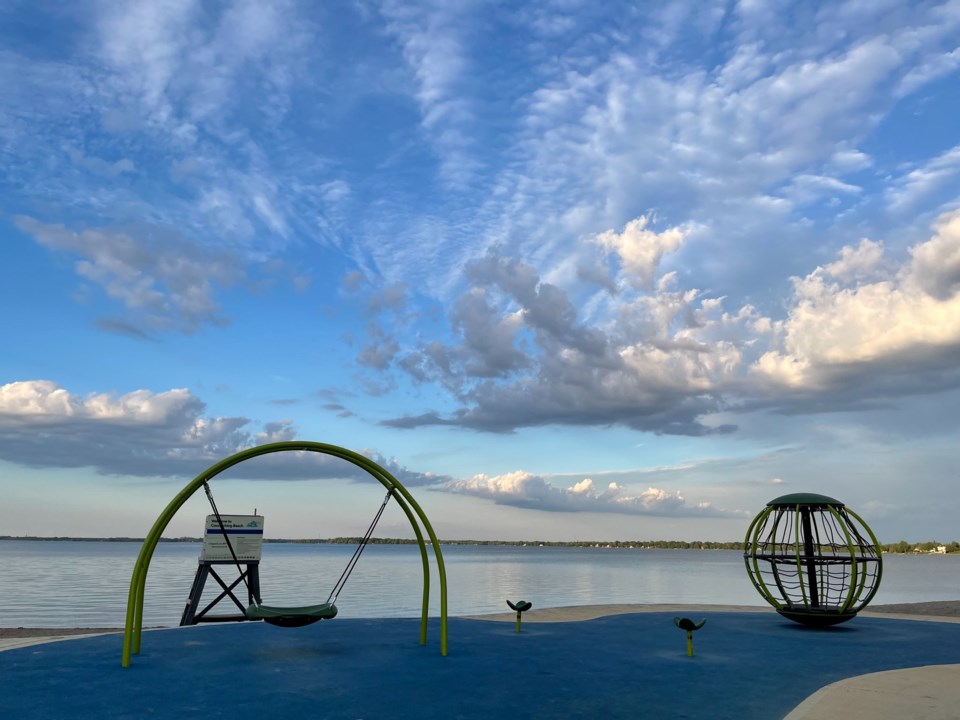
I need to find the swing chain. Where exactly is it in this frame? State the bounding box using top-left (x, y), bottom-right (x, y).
top-left (326, 488), bottom-right (394, 605)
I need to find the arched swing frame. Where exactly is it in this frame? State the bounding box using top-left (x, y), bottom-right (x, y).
top-left (121, 441), bottom-right (448, 667)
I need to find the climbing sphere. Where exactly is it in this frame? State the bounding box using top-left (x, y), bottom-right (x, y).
top-left (743, 493), bottom-right (883, 627)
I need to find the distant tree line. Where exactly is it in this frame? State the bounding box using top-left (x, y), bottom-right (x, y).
top-left (883, 540), bottom-right (960, 554)
top-left (3, 536), bottom-right (959, 552)
top-left (320, 538), bottom-right (748, 549)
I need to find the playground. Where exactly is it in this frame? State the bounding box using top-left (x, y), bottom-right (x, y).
top-left (5, 443), bottom-right (959, 718)
top-left (4, 609), bottom-right (960, 719)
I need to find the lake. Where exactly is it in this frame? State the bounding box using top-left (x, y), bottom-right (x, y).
top-left (1, 540), bottom-right (957, 628)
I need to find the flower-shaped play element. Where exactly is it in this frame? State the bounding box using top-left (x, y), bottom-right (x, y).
top-left (507, 599), bottom-right (532, 633)
top-left (673, 617), bottom-right (706, 657)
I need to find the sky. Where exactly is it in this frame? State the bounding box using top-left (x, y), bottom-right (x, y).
top-left (1, 0), bottom-right (959, 544)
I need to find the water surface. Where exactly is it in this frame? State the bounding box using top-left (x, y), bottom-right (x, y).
top-left (1, 541), bottom-right (956, 628)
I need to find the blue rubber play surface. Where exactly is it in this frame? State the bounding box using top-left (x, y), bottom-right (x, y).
top-left (4, 612), bottom-right (960, 719)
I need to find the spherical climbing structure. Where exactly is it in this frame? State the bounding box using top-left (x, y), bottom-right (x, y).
top-left (743, 493), bottom-right (883, 627)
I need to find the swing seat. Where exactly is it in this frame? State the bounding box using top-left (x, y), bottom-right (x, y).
top-left (246, 602), bottom-right (338, 627)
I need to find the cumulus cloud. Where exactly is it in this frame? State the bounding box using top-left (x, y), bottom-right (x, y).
top-left (376, 204), bottom-right (960, 433)
top-left (0, 380), bottom-right (444, 486)
top-left (443, 470), bottom-right (742, 517)
top-left (909, 210), bottom-right (960, 300)
top-left (823, 238), bottom-right (887, 282)
top-left (753, 209), bottom-right (960, 392)
top-left (594, 216), bottom-right (689, 290)
top-left (379, 241), bottom-right (749, 435)
top-left (0, 380), bottom-right (250, 475)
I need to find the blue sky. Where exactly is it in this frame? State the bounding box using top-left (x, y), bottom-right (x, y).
top-left (2, 0), bottom-right (959, 543)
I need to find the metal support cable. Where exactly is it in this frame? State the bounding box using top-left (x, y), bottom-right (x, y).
top-left (204, 482), bottom-right (254, 601)
top-left (326, 489), bottom-right (393, 605)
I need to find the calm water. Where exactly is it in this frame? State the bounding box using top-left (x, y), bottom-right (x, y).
top-left (0, 541), bottom-right (957, 628)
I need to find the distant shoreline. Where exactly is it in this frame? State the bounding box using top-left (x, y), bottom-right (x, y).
top-left (2, 536), bottom-right (957, 553)
top-left (0, 535), bottom-right (743, 548)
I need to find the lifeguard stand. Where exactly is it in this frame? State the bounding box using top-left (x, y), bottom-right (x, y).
top-left (180, 514), bottom-right (265, 625)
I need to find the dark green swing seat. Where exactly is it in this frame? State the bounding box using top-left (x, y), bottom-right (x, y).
top-left (245, 602), bottom-right (338, 628)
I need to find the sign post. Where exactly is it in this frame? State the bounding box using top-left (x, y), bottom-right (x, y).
top-left (180, 515), bottom-right (265, 625)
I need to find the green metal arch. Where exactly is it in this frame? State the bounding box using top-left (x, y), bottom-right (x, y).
top-left (121, 441), bottom-right (448, 667)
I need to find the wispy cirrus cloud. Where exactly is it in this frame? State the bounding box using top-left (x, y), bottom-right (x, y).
top-left (379, 0), bottom-right (483, 188)
top-left (886, 145), bottom-right (960, 217)
top-left (5, 0), bottom-right (959, 317)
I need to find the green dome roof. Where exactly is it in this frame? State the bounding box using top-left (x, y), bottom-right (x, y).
top-left (767, 492), bottom-right (844, 507)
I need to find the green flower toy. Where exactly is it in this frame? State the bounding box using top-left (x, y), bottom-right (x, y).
top-left (507, 599), bottom-right (532, 632)
top-left (673, 617), bottom-right (706, 657)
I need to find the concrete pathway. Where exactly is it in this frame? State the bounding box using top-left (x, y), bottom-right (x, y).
top-left (785, 664), bottom-right (960, 720)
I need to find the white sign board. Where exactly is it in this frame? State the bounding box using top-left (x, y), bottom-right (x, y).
top-left (201, 515), bottom-right (264, 562)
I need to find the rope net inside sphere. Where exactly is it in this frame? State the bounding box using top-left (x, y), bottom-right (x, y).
top-left (743, 496), bottom-right (882, 625)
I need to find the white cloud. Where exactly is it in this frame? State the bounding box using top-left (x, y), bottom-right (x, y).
top-left (95, 0), bottom-right (305, 132)
top-left (909, 209), bottom-right (960, 300)
top-left (320, 180), bottom-right (351, 203)
top-left (786, 174), bottom-right (862, 206)
top-left (823, 238), bottom-right (886, 282)
top-left (828, 148), bottom-right (873, 173)
top-left (570, 478), bottom-right (594, 494)
top-left (753, 209), bottom-right (960, 390)
top-left (16, 216), bottom-right (244, 333)
top-left (382, 200), bottom-right (960, 433)
top-left (379, 0), bottom-right (481, 187)
top-left (0, 380), bottom-right (446, 485)
top-left (895, 47), bottom-right (960, 98)
top-left (66, 147), bottom-right (136, 177)
top-left (444, 469), bottom-right (740, 517)
top-left (435, 10), bottom-right (952, 308)
top-left (594, 216), bottom-right (689, 290)
top-left (886, 145), bottom-right (960, 215)
top-left (96, 0), bottom-right (198, 122)
top-left (0, 379), bottom-right (249, 474)
top-left (380, 249), bottom-right (748, 435)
